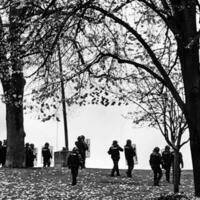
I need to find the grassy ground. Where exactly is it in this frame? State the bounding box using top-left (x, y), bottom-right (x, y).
top-left (0, 168), bottom-right (195, 200)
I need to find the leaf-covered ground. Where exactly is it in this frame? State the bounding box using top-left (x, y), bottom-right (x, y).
top-left (0, 168), bottom-right (195, 199)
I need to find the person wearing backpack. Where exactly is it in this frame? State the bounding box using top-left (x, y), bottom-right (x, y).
top-left (108, 140), bottom-right (123, 177)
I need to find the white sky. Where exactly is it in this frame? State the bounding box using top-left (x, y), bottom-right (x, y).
top-left (0, 101), bottom-right (192, 169)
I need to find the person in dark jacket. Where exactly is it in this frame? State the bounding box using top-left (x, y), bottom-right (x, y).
top-left (124, 139), bottom-right (136, 177)
top-left (25, 143), bottom-right (32, 168)
top-left (42, 143), bottom-right (52, 167)
top-left (162, 145), bottom-right (173, 182)
top-left (108, 140), bottom-right (123, 176)
top-left (75, 135), bottom-right (88, 169)
top-left (2, 140), bottom-right (7, 167)
top-left (149, 147), bottom-right (163, 186)
top-left (30, 143), bottom-right (36, 167)
top-left (67, 147), bottom-right (82, 186)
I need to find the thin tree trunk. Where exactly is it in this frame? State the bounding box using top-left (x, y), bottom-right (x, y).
top-left (173, 151), bottom-right (180, 193)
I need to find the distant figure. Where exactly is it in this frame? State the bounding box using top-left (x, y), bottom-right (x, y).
top-left (25, 143), bottom-right (32, 168)
top-left (67, 147), bottom-right (82, 186)
top-left (149, 147), bottom-right (163, 186)
top-left (75, 135), bottom-right (88, 168)
top-left (124, 139), bottom-right (136, 177)
top-left (30, 144), bottom-right (36, 167)
top-left (2, 140), bottom-right (7, 166)
top-left (171, 151), bottom-right (184, 185)
top-left (0, 141), bottom-right (3, 167)
top-left (162, 145), bottom-right (173, 182)
top-left (42, 143), bottom-right (52, 167)
top-left (108, 140), bottom-right (123, 177)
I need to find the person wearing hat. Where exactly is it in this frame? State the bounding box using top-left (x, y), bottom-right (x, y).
top-left (67, 147), bottom-right (82, 186)
top-left (149, 147), bottom-right (163, 186)
top-left (108, 140), bottom-right (123, 177)
top-left (162, 145), bottom-right (173, 182)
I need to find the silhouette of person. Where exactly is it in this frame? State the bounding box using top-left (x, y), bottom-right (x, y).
top-left (75, 135), bottom-right (88, 168)
top-left (162, 145), bottom-right (173, 182)
top-left (108, 140), bottom-right (123, 176)
top-left (2, 140), bottom-right (7, 166)
top-left (25, 143), bottom-right (32, 168)
top-left (124, 139), bottom-right (136, 177)
top-left (42, 143), bottom-right (52, 167)
top-left (67, 147), bottom-right (82, 186)
top-left (149, 147), bottom-right (163, 186)
top-left (30, 143), bottom-right (36, 167)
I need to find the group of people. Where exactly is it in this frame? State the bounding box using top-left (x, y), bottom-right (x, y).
top-left (107, 139), bottom-right (137, 178)
top-left (0, 140), bottom-right (7, 167)
top-left (67, 135), bottom-right (88, 185)
top-left (149, 145), bottom-right (184, 186)
top-left (0, 137), bottom-right (184, 188)
top-left (25, 142), bottom-right (53, 168)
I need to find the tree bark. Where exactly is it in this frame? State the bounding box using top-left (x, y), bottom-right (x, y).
top-left (1, 1), bottom-right (26, 168)
top-left (173, 151), bottom-right (180, 193)
top-left (6, 102), bottom-right (25, 167)
top-left (173, 2), bottom-right (200, 196)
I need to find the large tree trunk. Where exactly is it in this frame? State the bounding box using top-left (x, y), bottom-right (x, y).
top-left (2, 72), bottom-right (26, 167)
top-left (1, 1), bottom-right (26, 168)
top-left (6, 102), bottom-right (25, 167)
top-left (173, 2), bottom-right (200, 196)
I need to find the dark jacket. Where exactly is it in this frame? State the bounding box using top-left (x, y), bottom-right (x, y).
top-left (67, 151), bottom-right (82, 169)
top-left (75, 141), bottom-right (88, 157)
top-left (149, 152), bottom-right (163, 167)
top-left (162, 150), bottom-right (172, 169)
top-left (42, 147), bottom-right (52, 160)
top-left (108, 145), bottom-right (123, 160)
top-left (124, 145), bottom-right (136, 161)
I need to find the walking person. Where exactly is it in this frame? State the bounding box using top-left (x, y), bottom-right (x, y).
top-left (149, 147), bottom-right (163, 186)
top-left (75, 135), bottom-right (88, 168)
top-left (124, 139), bottom-right (136, 177)
top-left (67, 147), bottom-right (82, 186)
top-left (42, 142), bottom-right (52, 167)
top-left (162, 145), bottom-right (173, 182)
top-left (108, 140), bottom-right (123, 177)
